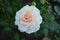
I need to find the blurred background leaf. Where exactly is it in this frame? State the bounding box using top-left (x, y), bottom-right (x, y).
top-left (54, 5), bottom-right (60, 15)
top-left (40, 0), bottom-right (46, 4)
top-left (14, 33), bottom-right (19, 40)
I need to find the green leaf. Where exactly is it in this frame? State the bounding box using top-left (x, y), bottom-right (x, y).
top-left (42, 28), bottom-right (48, 37)
top-left (14, 33), bottom-right (19, 40)
top-left (41, 7), bottom-right (55, 22)
top-left (3, 0), bottom-right (10, 6)
top-left (0, 19), bottom-right (9, 27)
top-left (6, 6), bottom-right (13, 13)
top-left (58, 0), bottom-right (60, 2)
top-left (40, 0), bottom-right (46, 4)
top-left (1, 27), bottom-right (12, 37)
top-left (48, 21), bottom-right (60, 32)
top-left (34, 30), bottom-right (41, 38)
top-left (55, 36), bottom-right (60, 40)
top-left (53, 0), bottom-right (60, 2)
top-left (54, 6), bottom-right (60, 15)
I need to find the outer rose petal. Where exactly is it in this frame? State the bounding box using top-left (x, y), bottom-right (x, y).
top-left (15, 5), bottom-right (42, 34)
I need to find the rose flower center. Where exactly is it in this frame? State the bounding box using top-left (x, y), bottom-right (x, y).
top-left (21, 11), bottom-right (33, 23)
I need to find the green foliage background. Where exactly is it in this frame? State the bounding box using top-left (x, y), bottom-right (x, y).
top-left (0, 0), bottom-right (60, 40)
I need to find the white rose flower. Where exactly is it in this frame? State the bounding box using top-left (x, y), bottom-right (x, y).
top-left (15, 5), bottom-right (42, 34)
